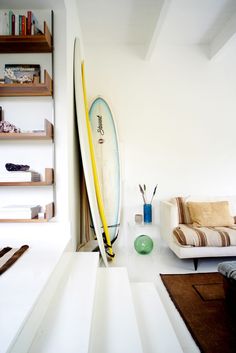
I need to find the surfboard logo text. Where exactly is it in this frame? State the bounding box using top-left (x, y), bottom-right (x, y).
top-left (97, 115), bottom-right (104, 136)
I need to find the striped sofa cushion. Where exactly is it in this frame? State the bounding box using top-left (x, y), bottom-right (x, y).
top-left (173, 224), bottom-right (236, 247)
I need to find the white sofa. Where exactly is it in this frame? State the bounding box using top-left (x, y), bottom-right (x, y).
top-left (160, 196), bottom-right (236, 270)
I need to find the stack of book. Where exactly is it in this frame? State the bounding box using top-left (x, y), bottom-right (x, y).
top-left (0, 171), bottom-right (41, 182)
top-left (0, 10), bottom-right (41, 36)
top-left (0, 205), bottom-right (41, 219)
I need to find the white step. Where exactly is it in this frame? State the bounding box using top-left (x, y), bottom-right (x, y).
top-left (131, 282), bottom-right (183, 353)
top-left (0, 247), bottom-right (70, 353)
top-left (89, 267), bottom-right (143, 353)
top-left (27, 252), bottom-right (99, 353)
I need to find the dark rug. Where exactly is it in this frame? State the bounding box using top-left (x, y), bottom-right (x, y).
top-left (160, 272), bottom-right (236, 353)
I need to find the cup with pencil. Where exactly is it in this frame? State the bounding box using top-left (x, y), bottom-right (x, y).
top-left (139, 184), bottom-right (158, 223)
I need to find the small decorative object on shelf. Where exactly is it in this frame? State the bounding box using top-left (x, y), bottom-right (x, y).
top-left (138, 184), bottom-right (158, 224)
top-left (0, 120), bottom-right (20, 132)
top-left (135, 214), bottom-right (143, 224)
top-left (134, 234), bottom-right (153, 254)
top-left (5, 163), bottom-right (30, 171)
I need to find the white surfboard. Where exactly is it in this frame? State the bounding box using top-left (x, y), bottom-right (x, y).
top-left (89, 97), bottom-right (121, 241)
top-left (73, 38), bottom-right (108, 266)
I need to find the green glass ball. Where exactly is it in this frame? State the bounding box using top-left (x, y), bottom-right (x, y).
top-left (134, 235), bottom-right (153, 254)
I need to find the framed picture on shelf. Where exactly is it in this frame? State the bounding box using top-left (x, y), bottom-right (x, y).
top-left (4, 64), bottom-right (40, 84)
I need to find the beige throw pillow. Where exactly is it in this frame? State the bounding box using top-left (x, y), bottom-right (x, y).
top-left (187, 201), bottom-right (234, 227)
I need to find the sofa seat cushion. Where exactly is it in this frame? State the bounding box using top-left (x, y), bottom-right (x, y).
top-left (173, 224), bottom-right (236, 247)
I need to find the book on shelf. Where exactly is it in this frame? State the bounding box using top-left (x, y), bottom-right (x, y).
top-left (0, 171), bottom-right (41, 182)
top-left (27, 11), bottom-right (32, 35)
top-left (4, 64), bottom-right (41, 84)
top-left (0, 11), bottom-right (9, 35)
top-left (0, 204), bottom-right (41, 219)
top-left (21, 15), bottom-right (26, 35)
top-left (19, 15), bottom-right (22, 35)
top-left (31, 12), bottom-right (42, 35)
top-left (11, 14), bottom-right (15, 35)
top-left (8, 10), bottom-right (15, 35)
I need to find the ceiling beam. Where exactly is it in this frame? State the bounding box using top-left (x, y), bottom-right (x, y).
top-left (209, 11), bottom-right (236, 60)
top-left (144, 0), bottom-right (171, 61)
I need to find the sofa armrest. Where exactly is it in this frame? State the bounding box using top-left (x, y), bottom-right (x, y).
top-left (160, 201), bottom-right (179, 245)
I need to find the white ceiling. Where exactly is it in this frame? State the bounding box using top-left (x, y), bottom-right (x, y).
top-left (77, 0), bottom-right (236, 56)
top-left (77, 0), bottom-right (165, 45)
top-left (1, 0), bottom-right (235, 58)
top-left (158, 0), bottom-right (236, 45)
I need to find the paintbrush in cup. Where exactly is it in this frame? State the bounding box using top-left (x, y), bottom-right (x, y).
top-left (139, 184), bottom-right (146, 204)
top-left (150, 184), bottom-right (158, 204)
top-left (143, 184), bottom-right (147, 204)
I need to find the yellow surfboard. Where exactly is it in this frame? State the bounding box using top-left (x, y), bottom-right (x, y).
top-left (81, 62), bottom-right (114, 258)
top-left (74, 39), bottom-right (108, 266)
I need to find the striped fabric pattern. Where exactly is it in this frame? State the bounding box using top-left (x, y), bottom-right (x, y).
top-left (0, 245), bottom-right (29, 275)
top-left (172, 197), bottom-right (192, 224)
top-left (173, 225), bottom-right (236, 247)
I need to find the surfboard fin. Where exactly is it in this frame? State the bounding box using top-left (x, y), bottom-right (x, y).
top-left (106, 251), bottom-right (115, 259)
top-left (102, 232), bottom-right (115, 259)
top-left (92, 232), bottom-right (116, 259)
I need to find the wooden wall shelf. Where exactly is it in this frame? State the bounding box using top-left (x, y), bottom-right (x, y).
top-left (0, 168), bottom-right (54, 186)
top-left (0, 14), bottom-right (55, 222)
top-left (0, 119), bottom-right (53, 140)
top-left (0, 70), bottom-right (52, 97)
top-left (0, 22), bottom-right (53, 53)
top-left (0, 202), bottom-right (54, 222)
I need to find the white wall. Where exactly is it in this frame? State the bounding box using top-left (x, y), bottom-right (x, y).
top-left (64, 0), bottom-right (85, 249)
top-left (84, 43), bottom-right (236, 234)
